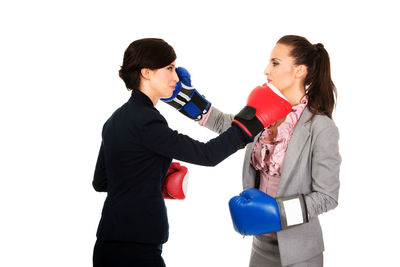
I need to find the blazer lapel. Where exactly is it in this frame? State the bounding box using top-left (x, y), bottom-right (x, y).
top-left (279, 109), bottom-right (312, 189)
top-left (242, 109), bottom-right (312, 190)
top-left (242, 132), bottom-right (261, 189)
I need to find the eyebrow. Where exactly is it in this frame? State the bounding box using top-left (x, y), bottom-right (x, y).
top-left (271, 58), bottom-right (281, 61)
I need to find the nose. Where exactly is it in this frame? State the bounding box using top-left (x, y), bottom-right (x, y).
top-left (173, 70), bottom-right (179, 83)
top-left (264, 64), bottom-right (271, 76)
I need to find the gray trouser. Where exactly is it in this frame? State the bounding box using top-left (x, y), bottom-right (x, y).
top-left (249, 235), bottom-right (323, 267)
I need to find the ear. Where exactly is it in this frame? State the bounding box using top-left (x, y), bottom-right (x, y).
top-left (141, 68), bottom-right (151, 80)
top-left (295, 65), bottom-right (307, 79)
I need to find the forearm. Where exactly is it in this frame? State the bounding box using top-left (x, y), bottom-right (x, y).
top-left (171, 124), bottom-right (250, 167)
top-left (92, 179), bottom-right (107, 192)
top-left (305, 191), bottom-right (339, 218)
top-left (201, 106), bottom-right (235, 134)
top-left (93, 144), bottom-right (108, 192)
top-left (306, 124), bottom-right (341, 218)
top-left (141, 116), bottom-right (251, 167)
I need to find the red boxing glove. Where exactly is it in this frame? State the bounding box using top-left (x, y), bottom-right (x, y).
top-left (233, 83), bottom-right (292, 137)
top-left (162, 162), bottom-right (189, 200)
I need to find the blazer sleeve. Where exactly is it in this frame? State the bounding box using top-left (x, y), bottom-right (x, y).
top-left (140, 116), bottom-right (249, 166)
top-left (92, 143), bottom-right (108, 192)
top-left (305, 124), bottom-right (341, 217)
top-left (202, 106), bottom-right (235, 134)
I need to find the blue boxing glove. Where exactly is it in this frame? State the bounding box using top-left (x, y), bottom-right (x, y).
top-left (228, 188), bottom-right (309, 236)
top-left (161, 67), bottom-right (211, 121)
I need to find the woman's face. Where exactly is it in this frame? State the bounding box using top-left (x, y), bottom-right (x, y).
top-left (264, 44), bottom-right (300, 94)
top-left (148, 62), bottom-right (179, 99)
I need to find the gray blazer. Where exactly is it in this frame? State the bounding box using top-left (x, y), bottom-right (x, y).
top-left (204, 106), bottom-right (341, 266)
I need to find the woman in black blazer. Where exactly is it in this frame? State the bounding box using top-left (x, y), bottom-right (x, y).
top-left (92, 38), bottom-right (259, 267)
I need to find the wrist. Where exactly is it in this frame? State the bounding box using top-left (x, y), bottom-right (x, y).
top-left (198, 106), bottom-right (213, 126)
top-left (231, 123), bottom-right (254, 145)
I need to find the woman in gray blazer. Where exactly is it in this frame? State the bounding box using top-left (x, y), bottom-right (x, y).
top-left (207, 35), bottom-right (340, 267)
top-left (166, 35), bottom-right (341, 267)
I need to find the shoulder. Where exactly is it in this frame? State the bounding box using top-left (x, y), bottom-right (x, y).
top-left (127, 99), bottom-right (167, 125)
top-left (310, 114), bottom-right (337, 130)
top-left (303, 108), bottom-right (339, 137)
top-left (105, 100), bottom-right (168, 132)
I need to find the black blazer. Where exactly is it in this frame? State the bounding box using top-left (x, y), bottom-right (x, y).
top-left (93, 89), bottom-right (250, 244)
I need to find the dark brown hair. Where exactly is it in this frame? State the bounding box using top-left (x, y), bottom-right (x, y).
top-left (277, 35), bottom-right (337, 119)
top-left (119, 38), bottom-right (176, 90)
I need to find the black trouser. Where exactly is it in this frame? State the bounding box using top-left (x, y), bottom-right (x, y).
top-left (93, 240), bottom-right (166, 267)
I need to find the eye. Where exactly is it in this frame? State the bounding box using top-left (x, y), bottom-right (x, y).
top-left (272, 61), bottom-right (279, 66)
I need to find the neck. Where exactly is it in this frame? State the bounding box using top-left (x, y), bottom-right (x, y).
top-left (139, 84), bottom-right (158, 106)
top-left (282, 85), bottom-right (306, 106)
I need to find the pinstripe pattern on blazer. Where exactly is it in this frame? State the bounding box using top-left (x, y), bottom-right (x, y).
top-left (203, 106), bottom-right (341, 266)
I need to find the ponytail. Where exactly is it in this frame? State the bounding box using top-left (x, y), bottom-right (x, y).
top-left (277, 35), bottom-right (337, 119)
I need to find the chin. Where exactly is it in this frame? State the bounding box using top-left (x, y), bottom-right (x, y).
top-left (166, 88), bottom-right (174, 97)
top-left (164, 92), bottom-right (173, 98)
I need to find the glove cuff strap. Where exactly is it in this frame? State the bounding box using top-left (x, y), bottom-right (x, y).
top-left (178, 89), bottom-right (211, 121)
top-left (233, 106), bottom-right (264, 137)
top-left (276, 194), bottom-right (309, 229)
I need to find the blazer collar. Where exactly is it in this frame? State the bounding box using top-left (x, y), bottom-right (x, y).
top-left (129, 89), bottom-right (154, 108)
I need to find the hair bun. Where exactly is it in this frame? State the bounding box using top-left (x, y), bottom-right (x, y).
top-left (315, 43), bottom-right (324, 49)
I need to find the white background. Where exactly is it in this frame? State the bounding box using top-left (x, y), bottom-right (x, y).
top-left (1, 0), bottom-right (399, 266)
